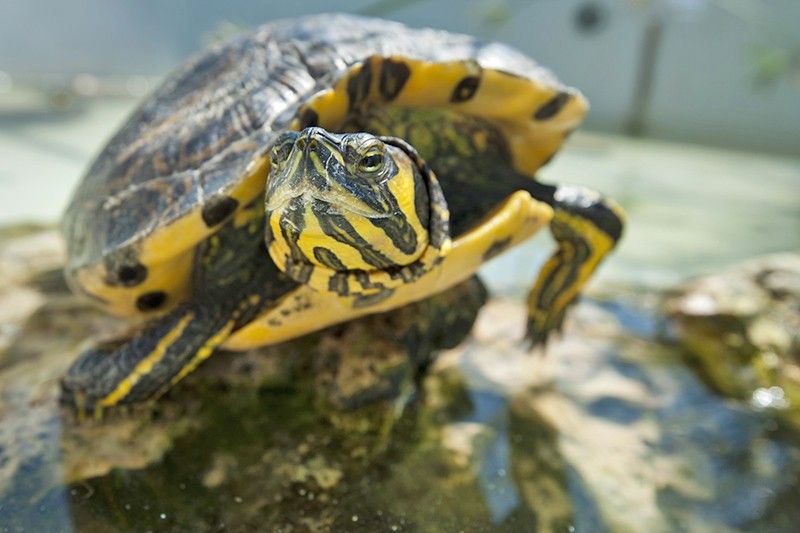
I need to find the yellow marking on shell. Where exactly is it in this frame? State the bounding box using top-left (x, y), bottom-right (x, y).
top-left (225, 190), bottom-right (552, 350)
top-left (166, 319), bottom-right (235, 390)
top-left (140, 154), bottom-right (269, 265)
top-left (75, 250), bottom-right (194, 317)
top-left (301, 56), bottom-right (587, 178)
top-left (389, 59), bottom-right (479, 107)
top-left (301, 87), bottom-right (350, 129)
top-left (98, 312), bottom-right (195, 406)
top-left (77, 154), bottom-right (271, 318)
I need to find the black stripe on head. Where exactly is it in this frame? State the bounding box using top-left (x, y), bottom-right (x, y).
top-left (310, 202), bottom-right (396, 269)
top-left (365, 151), bottom-right (428, 255)
top-left (320, 141), bottom-right (421, 255)
top-left (278, 197), bottom-right (308, 263)
top-left (347, 61), bottom-right (373, 110)
top-left (367, 215), bottom-right (418, 255)
top-left (379, 136), bottom-right (448, 250)
top-left (450, 75), bottom-right (481, 103)
top-left (313, 246), bottom-right (346, 270)
top-left (379, 58), bottom-right (411, 101)
top-left (286, 259), bottom-right (314, 284)
top-left (412, 163), bottom-right (430, 230)
top-left (328, 272), bottom-right (349, 296)
top-left (534, 92), bottom-right (571, 121)
top-left (323, 140), bottom-right (397, 214)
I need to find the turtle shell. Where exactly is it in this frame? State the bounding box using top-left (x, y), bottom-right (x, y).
top-left (62, 14), bottom-right (587, 317)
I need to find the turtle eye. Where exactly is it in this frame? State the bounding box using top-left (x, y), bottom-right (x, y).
top-left (357, 148), bottom-right (385, 175)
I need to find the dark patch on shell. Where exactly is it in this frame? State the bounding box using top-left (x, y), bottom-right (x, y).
top-left (116, 263), bottom-right (148, 287)
top-left (450, 75), bottom-right (481, 103)
top-left (482, 237), bottom-right (512, 261)
top-left (347, 61), bottom-right (373, 110)
top-left (136, 291), bottom-right (167, 312)
top-left (103, 250), bottom-right (149, 287)
top-left (534, 92), bottom-right (571, 120)
top-left (379, 58), bottom-right (411, 101)
top-left (299, 108), bottom-right (319, 128)
top-left (202, 196), bottom-right (239, 227)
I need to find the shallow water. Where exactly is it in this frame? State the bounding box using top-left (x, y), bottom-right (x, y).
top-left (1, 95), bottom-right (799, 531)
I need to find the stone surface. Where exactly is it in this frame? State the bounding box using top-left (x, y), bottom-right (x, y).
top-left (667, 253), bottom-right (800, 426)
top-left (2, 226), bottom-right (800, 532)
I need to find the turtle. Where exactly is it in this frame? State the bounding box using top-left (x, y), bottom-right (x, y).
top-left (60, 14), bottom-right (624, 414)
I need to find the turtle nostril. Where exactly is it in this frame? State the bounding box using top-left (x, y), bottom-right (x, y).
top-left (309, 138), bottom-right (317, 149)
top-left (296, 137), bottom-right (306, 149)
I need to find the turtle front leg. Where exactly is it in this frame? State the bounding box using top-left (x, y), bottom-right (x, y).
top-left (525, 183), bottom-right (624, 345)
top-left (60, 298), bottom-right (259, 418)
top-left (61, 209), bottom-right (278, 417)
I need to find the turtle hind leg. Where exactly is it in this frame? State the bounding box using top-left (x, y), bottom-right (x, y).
top-left (400, 275), bottom-right (488, 370)
top-left (524, 183), bottom-right (624, 346)
top-left (315, 276), bottom-right (487, 411)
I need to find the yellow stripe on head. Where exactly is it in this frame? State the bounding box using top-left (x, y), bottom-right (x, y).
top-left (265, 127), bottom-right (450, 298)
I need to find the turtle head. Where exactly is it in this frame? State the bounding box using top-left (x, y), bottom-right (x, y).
top-left (265, 127), bottom-right (450, 302)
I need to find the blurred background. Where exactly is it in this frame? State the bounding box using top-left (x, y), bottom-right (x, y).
top-left (4, 0), bottom-right (800, 150)
top-left (0, 0), bottom-right (798, 287)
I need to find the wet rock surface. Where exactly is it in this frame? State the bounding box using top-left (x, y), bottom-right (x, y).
top-left (667, 253), bottom-right (800, 426)
top-left (1, 227), bottom-right (799, 532)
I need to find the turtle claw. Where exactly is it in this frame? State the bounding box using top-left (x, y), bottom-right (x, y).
top-left (523, 306), bottom-right (569, 353)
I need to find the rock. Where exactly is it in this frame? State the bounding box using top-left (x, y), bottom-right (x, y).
top-left (3, 225), bottom-right (800, 532)
top-left (666, 253), bottom-right (800, 426)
